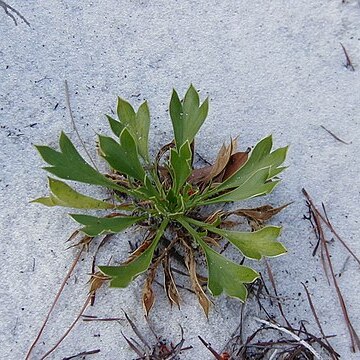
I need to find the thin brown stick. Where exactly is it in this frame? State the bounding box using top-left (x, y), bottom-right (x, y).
top-left (254, 317), bottom-right (322, 359)
top-left (39, 295), bottom-right (92, 359)
top-left (303, 189), bottom-right (360, 352)
top-left (322, 225), bottom-right (360, 352)
top-left (64, 80), bottom-right (98, 169)
top-left (301, 283), bottom-right (339, 360)
top-left (198, 336), bottom-right (223, 360)
top-left (320, 125), bottom-right (351, 145)
top-left (340, 43), bottom-right (355, 71)
top-left (25, 247), bottom-right (84, 359)
top-left (62, 349), bottom-right (100, 360)
top-left (302, 189), bottom-right (360, 267)
top-left (82, 316), bottom-right (124, 322)
top-left (264, 259), bottom-right (293, 330)
top-left (0, 0), bottom-right (30, 26)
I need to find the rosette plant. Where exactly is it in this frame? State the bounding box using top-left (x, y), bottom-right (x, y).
top-left (34, 85), bottom-right (288, 316)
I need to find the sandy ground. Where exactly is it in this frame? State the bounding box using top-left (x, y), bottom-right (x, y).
top-left (1, 1), bottom-right (360, 359)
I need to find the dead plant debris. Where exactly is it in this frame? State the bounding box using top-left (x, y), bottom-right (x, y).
top-left (303, 189), bottom-right (360, 352)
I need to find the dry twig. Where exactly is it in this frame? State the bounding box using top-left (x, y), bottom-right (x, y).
top-left (0, 0), bottom-right (29, 26)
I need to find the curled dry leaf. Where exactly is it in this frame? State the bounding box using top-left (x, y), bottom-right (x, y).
top-left (67, 235), bottom-right (93, 250)
top-left (142, 264), bottom-right (157, 316)
top-left (189, 140), bottom-right (234, 185)
top-left (162, 254), bottom-right (181, 308)
top-left (89, 271), bottom-right (110, 294)
top-left (123, 230), bottom-right (156, 265)
top-left (203, 235), bottom-right (222, 247)
top-left (221, 150), bottom-right (250, 182)
top-left (227, 203), bottom-right (291, 225)
top-left (182, 239), bottom-right (211, 317)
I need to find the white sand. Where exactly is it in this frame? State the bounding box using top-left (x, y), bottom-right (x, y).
top-left (1, 1), bottom-right (359, 358)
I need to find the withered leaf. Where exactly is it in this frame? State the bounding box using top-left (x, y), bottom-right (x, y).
top-left (188, 139), bottom-right (236, 185)
top-left (123, 231), bottom-right (156, 265)
top-left (155, 140), bottom-right (174, 167)
top-left (142, 265), bottom-right (157, 316)
top-left (182, 239), bottom-right (211, 317)
top-left (203, 235), bottom-right (221, 247)
top-left (228, 203), bottom-right (291, 224)
top-left (162, 254), bottom-right (181, 308)
top-left (222, 150), bottom-right (249, 182)
top-left (89, 271), bottom-right (110, 294)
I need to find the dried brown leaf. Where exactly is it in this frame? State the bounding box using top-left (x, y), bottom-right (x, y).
top-left (203, 235), bottom-right (221, 247)
top-left (89, 271), bottom-right (110, 294)
top-left (162, 254), bottom-right (181, 308)
top-left (228, 203), bottom-right (290, 224)
top-left (182, 239), bottom-right (210, 317)
top-left (123, 230), bottom-right (156, 264)
top-left (222, 151), bottom-right (249, 181)
top-left (188, 139), bottom-right (236, 185)
top-left (204, 141), bottom-right (233, 182)
top-left (142, 265), bottom-right (157, 316)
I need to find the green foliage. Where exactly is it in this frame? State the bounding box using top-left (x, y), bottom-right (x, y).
top-left (34, 85), bottom-right (288, 314)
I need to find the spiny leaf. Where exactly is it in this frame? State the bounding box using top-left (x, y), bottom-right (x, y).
top-left (169, 141), bottom-right (192, 193)
top-left (99, 219), bottom-right (168, 287)
top-left (170, 85), bottom-right (209, 148)
top-left (32, 178), bottom-right (114, 209)
top-left (70, 213), bottom-right (146, 237)
top-left (179, 218), bottom-right (259, 301)
top-left (36, 132), bottom-right (120, 190)
top-left (202, 167), bottom-right (279, 205)
top-left (206, 225), bottom-right (287, 260)
top-left (98, 129), bottom-right (145, 181)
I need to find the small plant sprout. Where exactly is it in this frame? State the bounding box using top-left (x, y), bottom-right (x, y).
top-left (33, 85), bottom-right (288, 316)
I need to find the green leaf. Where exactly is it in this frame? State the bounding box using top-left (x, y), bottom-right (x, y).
top-left (203, 242), bottom-right (259, 300)
top-left (170, 85), bottom-right (209, 148)
top-left (71, 213), bottom-right (145, 237)
top-left (169, 141), bottom-right (192, 193)
top-left (178, 218), bottom-right (259, 301)
top-left (99, 219), bottom-right (169, 287)
top-left (116, 98), bottom-right (150, 161)
top-left (98, 129), bottom-right (145, 181)
top-left (135, 101), bottom-right (150, 161)
top-left (203, 224), bottom-right (286, 260)
top-left (217, 136), bottom-right (288, 192)
top-left (36, 132), bottom-right (120, 190)
top-left (107, 115), bottom-right (124, 137)
top-left (202, 167), bottom-right (279, 205)
top-left (31, 178), bottom-right (115, 209)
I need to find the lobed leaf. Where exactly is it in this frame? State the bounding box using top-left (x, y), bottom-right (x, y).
top-left (205, 224), bottom-right (287, 260)
top-left (36, 132), bottom-right (120, 190)
top-left (32, 178), bottom-right (114, 209)
top-left (98, 129), bottom-right (145, 181)
top-left (202, 166), bottom-right (280, 205)
top-left (99, 219), bottom-right (169, 287)
top-left (115, 98), bottom-right (150, 161)
top-left (70, 213), bottom-right (146, 237)
top-left (107, 115), bottom-right (124, 137)
top-left (179, 218), bottom-right (259, 302)
top-left (170, 85), bottom-right (209, 148)
top-left (208, 135), bottom-right (287, 196)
